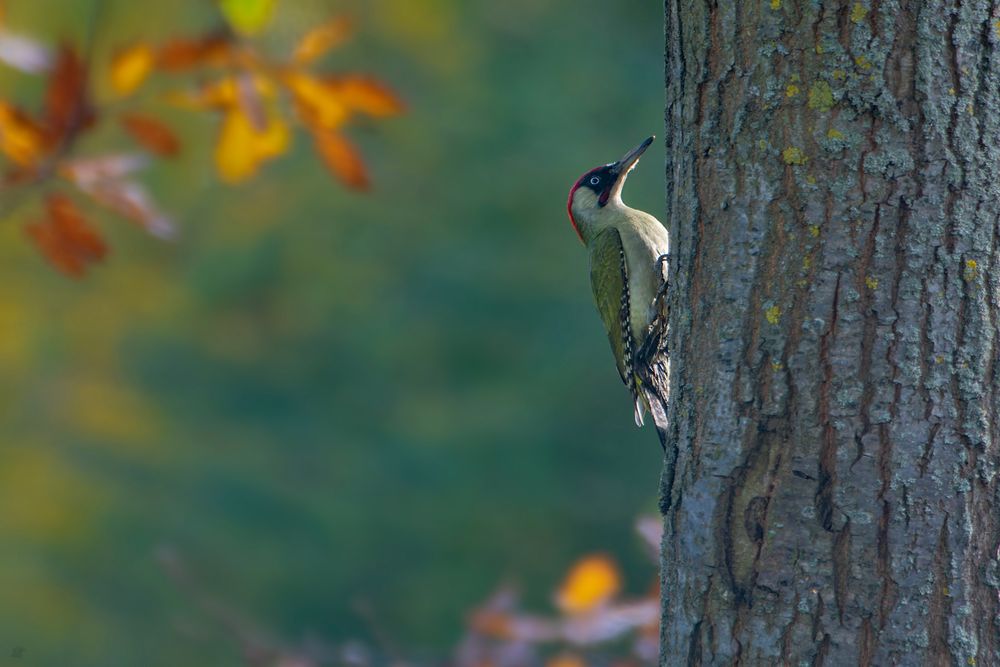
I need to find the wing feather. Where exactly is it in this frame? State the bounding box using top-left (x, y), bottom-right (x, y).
top-left (588, 228), bottom-right (630, 386)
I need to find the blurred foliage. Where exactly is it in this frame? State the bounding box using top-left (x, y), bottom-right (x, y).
top-left (0, 0), bottom-right (665, 665)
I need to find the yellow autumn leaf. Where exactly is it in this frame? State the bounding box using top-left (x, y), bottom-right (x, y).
top-left (292, 16), bottom-right (353, 64)
top-left (215, 105), bottom-right (289, 183)
top-left (0, 101), bottom-right (43, 166)
top-left (218, 0), bottom-right (276, 36)
top-left (284, 72), bottom-right (350, 129)
top-left (555, 554), bottom-right (622, 614)
top-left (110, 44), bottom-right (154, 96)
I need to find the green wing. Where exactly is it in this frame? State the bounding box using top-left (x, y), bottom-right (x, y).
top-left (589, 227), bottom-right (630, 386)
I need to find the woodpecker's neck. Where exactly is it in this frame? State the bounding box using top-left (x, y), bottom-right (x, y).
top-left (570, 187), bottom-right (629, 245)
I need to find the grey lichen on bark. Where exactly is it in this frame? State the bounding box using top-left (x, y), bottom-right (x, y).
top-left (660, 0), bottom-right (1000, 665)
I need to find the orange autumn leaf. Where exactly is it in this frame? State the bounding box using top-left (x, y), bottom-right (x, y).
top-left (313, 131), bottom-right (368, 190)
top-left (215, 105), bottom-right (289, 183)
top-left (284, 72), bottom-right (349, 130)
top-left (555, 554), bottom-right (622, 614)
top-left (120, 113), bottom-right (180, 157)
top-left (328, 76), bottom-right (405, 117)
top-left (110, 44), bottom-right (154, 96)
top-left (0, 100), bottom-right (44, 166)
top-left (25, 193), bottom-right (107, 277)
top-left (156, 33), bottom-right (230, 72)
top-left (292, 16), bottom-right (353, 65)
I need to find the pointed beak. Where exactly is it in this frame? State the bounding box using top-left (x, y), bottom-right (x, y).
top-left (601, 136), bottom-right (653, 205)
top-left (612, 136), bottom-right (654, 179)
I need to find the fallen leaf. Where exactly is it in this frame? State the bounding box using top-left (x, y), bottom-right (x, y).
top-left (26, 193), bottom-right (106, 276)
top-left (555, 555), bottom-right (622, 615)
top-left (313, 130), bottom-right (368, 190)
top-left (292, 16), bottom-right (352, 65)
top-left (110, 44), bottom-right (154, 96)
top-left (218, 0), bottom-right (276, 36)
top-left (120, 113), bottom-right (180, 157)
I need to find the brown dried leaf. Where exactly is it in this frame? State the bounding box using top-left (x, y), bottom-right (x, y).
top-left (26, 193), bottom-right (106, 277)
top-left (313, 131), bottom-right (368, 190)
top-left (292, 16), bottom-right (353, 65)
top-left (42, 44), bottom-right (93, 146)
top-left (120, 113), bottom-right (180, 157)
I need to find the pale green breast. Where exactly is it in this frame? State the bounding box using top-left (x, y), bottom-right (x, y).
top-left (615, 207), bottom-right (669, 340)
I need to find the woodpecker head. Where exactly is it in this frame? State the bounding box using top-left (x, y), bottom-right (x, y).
top-left (567, 136), bottom-right (654, 242)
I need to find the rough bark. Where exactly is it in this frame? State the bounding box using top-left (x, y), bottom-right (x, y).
top-left (660, 1), bottom-right (1000, 664)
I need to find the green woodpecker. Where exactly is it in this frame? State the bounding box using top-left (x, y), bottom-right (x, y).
top-left (567, 136), bottom-right (669, 427)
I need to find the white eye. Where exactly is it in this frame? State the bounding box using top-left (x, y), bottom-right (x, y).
top-left (590, 176), bottom-right (600, 185)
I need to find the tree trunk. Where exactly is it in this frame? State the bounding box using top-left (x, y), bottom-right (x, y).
top-left (660, 1), bottom-right (1000, 664)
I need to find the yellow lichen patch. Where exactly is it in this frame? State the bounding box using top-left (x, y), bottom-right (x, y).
top-left (968, 104), bottom-right (975, 115)
top-left (771, 360), bottom-right (783, 371)
top-left (808, 81), bottom-right (834, 111)
top-left (803, 256), bottom-right (812, 270)
top-left (765, 305), bottom-right (781, 325)
top-left (850, 3), bottom-right (868, 23)
top-left (806, 174), bottom-right (816, 184)
top-left (964, 259), bottom-right (978, 282)
top-left (865, 276), bottom-right (878, 290)
top-left (758, 139), bottom-right (769, 150)
top-left (936, 355), bottom-right (945, 364)
top-left (816, 43), bottom-right (824, 54)
top-left (786, 83), bottom-right (800, 97)
top-left (809, 225), bottom-right (821, 237)
top-left (994, 19), bottom-right (1000, 38)
top-left (832, 69), bottom-right (847, 81)
top-left (855, 55), bottom-right (872, 70)
top-left (827, 128), bottom-right (844, 140)
top-left (948, 87), bottom-right (956, 96)
top-left (796, 279), bottom-right (809, 288)
top-left (782, 146), bottom-right (808, 165)
top-left (770, 0), bottom-right (781, 9)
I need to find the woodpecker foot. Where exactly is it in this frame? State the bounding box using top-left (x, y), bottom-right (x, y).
top-left (654, 253), bottom-right (670, 300)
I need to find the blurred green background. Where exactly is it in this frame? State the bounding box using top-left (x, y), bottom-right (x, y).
top-left (0, 1), bottom-right (664, 664)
